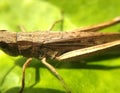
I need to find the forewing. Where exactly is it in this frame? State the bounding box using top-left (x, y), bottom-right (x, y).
top-left (42, 31), bottom-right (120, 52)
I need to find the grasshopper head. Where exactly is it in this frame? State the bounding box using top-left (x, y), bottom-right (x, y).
top-left (0, 31), bottom-right (19, 56)
top-left (0, 42), bottom-right (19, 56)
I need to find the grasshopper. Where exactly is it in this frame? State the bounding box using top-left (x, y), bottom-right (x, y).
top-left (0, 16), bottom-right (120, 93)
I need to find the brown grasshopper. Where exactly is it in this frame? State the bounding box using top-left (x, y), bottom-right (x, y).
top-left (0, 16), bottom-right (120, 93)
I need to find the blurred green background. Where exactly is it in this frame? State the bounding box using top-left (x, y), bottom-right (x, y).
top-left (0, 0), bottom-right (120, 93)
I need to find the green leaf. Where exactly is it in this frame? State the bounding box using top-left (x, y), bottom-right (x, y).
top-left (0, 0), bottom-right (120, 93)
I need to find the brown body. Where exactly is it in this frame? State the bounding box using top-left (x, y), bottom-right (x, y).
top-left (0, 31), bottom-right (120, 59)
